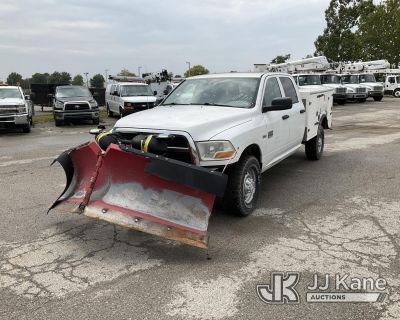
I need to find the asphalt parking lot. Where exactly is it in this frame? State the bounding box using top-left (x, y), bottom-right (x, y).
top-left (1, 97), bottom-right (400, 320)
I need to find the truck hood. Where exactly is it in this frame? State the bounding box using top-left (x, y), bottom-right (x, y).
top-left (322, 84), bottom-right (345, 89)
top-left (360, 82), bottom-right (384, 90)
top-left (120, 96), bottom-right (157, 103)
top-left (114, 105), bottom-right (252, 141)
top-left (57, 96), bottom-right (93, 103)
top-left (343, 84), bottom-right (366, 89)
top-left (0, 98), bottom-right (24, 105)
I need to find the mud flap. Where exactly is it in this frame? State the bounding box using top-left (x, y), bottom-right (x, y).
top-left (50, 141), bottom-right (227, 248)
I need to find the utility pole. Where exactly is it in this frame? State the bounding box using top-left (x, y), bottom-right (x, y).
top-left (105, 69), bottom-right (109, 81)
top-left (186, 61), bottom-right (191, 77)
top-left (138, 66), bottom-right (142, 78)
top-left (84, 72), bottom-right (89, 87)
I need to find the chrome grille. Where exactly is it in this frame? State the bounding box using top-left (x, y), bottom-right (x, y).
top-left (373, 86), bottom-right (383, 91)
top-left (356, 87), bottom-right (366, 93)
top-left (0, 106), bottom-right (17, 115)
top-left (335, 88), bottom-right (346, 94)
top-left (64, 103), bottom-right (90, 111)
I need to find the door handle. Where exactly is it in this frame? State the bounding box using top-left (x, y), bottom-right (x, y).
top-left (282, 115), bottom-right (290, 120)
top-left (300, 109), bottom-right (306, 114)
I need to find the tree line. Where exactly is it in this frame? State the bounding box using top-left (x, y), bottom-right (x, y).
top-left (5, 71), bottom-right (106, 89)
top-left (315, 0), bottom-right (400, 66)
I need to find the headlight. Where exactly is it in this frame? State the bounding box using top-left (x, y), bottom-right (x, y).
top-left (196, 141), bottom-right (236, 161)
top-left (89, 99), bottom-right (98, 107)
top-left (17, 105), bottom-right (27, 113)
top-left (347, 88), bottom-right (354, 93)
top-left (54, 100), bottom-right (64, 110)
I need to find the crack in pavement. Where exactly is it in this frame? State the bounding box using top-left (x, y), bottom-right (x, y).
top-left (0, 222), bottom-right (162, 299)
top-left (166, 196), bottom-right (400, 320)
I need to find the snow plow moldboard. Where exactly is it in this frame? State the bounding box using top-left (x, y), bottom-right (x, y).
top-left (49, 141), bottom-right (227, 248)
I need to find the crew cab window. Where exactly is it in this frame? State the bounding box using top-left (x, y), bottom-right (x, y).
top-left (279, 77), bottom-right (299, 103)
top-left (110, 85), bottom-right (116, 95)
top-left (263, 77), bottom-right (282, 107)
top-left (115, 85), bottom-right (120, 96)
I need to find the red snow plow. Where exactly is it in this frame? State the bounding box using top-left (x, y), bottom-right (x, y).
top-left (49, 132), bottom-right (227, 248)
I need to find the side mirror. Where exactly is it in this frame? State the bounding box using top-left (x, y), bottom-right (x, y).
top-left (24, 95), bottom-right (30, 100)
top-left (48, 93), bottom-right (54, 99)
top-left (113, 90), bottom-right (118, 96)
top-left (30, 92), bottom-right (36, 99)
top-left (163, 89), bottom-right (168, 95)
top-left (262, 97), bottom-right (292, 113)
top-left (153, 91), bottom-right (158, 96)
top-left (93, 92), bottom-right (99, 97)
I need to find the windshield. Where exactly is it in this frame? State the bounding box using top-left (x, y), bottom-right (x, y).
top-left (359, 74), bottom-right (376, 83)
top-left (341, 75), bottom-right (359, 84)
top-left (297, 75), bottom-right (321, 86)
top-left (56, 86), bottom-right (92, 98)
top-left (0, 88), bottom-right (22, 99)
top-left (397, 76), bottom-right (400, 83)
top-left (162, 77), bottom-right (260, 108)
top-left (321, 75), bottom-right (340, 84)
top-left (121, 85), bottom-right (153, 97)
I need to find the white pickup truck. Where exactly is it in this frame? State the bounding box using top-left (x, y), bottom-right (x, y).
top-left (111, 73), bottom-right (333, 216)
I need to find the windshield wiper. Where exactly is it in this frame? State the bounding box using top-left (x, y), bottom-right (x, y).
top-left (195, 102), bottom-right (235, 107)
top-left (162, 102), bottom-right (187, 106)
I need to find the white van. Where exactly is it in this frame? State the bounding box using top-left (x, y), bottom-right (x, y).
top-left (105, 82), bottom-right (157, 117)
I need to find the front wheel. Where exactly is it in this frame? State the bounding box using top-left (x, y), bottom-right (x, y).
top-left (305, 125), bottom-right (324, 160)
top-left (394, 89), bottom-right (400, 98)
top-left (106, 104), bottom-right (114, 117)
top-left (373, 96), bottom-right (383, 102)
top-left (93, 118), bottom-right (100, 125)
top-left (224, 155), bottom-right (261, 216)
top-left (22, 122), bottom-right (31, 133)
top-left (119, 107), bottom-right (124, 118)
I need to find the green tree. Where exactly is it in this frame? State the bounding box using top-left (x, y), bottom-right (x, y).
top-left (72, 74), bottom-right (84, 86)
top-left (358, 0), bottom-right (400, 66)
top-left (271, 54), bottom-right (291, 64)
top-left (48, 71), bottom-right (71, 84)
top-left (6, 72), bottom-right (23, 85)
top-left (118, 69), bottom-right (136, 77)
top-left (90, 74), bottom-right (105, 88)
top-left (184, 65), bottom-right (209, 77)
top-left (31, 72), bottom-right (49, 84)
top-left (60, 72), bottom-right (71, 84)
top-left (314, 0), bottom-right (375, 62)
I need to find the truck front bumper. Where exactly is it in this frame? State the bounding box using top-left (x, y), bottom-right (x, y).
top-left (54, 110), bottom-right (99, 121)
top-left (346, 93), bottom-right (368, 99)
top-left (368, 91), bottom-right (384, 98)
top-left (333, 93), bottom-right (346, 100)
top-left (0, 114), bottom-right (29, 127)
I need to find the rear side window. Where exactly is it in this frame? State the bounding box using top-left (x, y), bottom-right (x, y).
top-left (279, 77), bottom-right (299, 103)
top-left (263, 77), bottom-right (282, 107)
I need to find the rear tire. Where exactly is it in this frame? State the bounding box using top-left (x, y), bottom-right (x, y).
top-left (224, 155), bottom-right (261, 217)
top-left (394, 89), bottom-right (400, 98)
top-left (305, 124), bottom-right (324, 161)
top-left (106, 104), bottom-right (114, 117)
top-left (373, 96), bottom-right (383, 102)
top-left (358, 98), bottom-right (367, 103)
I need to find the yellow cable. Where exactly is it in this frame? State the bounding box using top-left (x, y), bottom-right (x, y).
top-left (142, 135), bottom-right (153, 152)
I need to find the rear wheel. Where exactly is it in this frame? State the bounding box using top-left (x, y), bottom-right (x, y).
top-left (394, 89), bottom-right (400, 98)
top-left (224, 155), bottom-right (261, 216)
top-left (373, 96), bottom-right (383, 102)
top-left (106, 104), bottom-right (113, 117)
top-left (358, 98), bottom-right (367, 103)
top-left (305, 124), bottom-right (324, 161)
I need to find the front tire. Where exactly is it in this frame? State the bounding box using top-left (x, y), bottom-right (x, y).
top-left (373, 96), bottom-right (383, 102)
top-left (394, 89), bottom-right (400, 98)
top-left (119, 107), bottom-right (124, 118)
top-left (106, 104), bottom-right (114, 117)
top-left (93, 118), bottom-right (100, 125)
top-left (224, 155), bottom-right (261, 216)
top-left (55, 119), bottom-right (63, 127)
top-left (305, 124), bottom-right (324, 160)
top-left (22, 122), bottom-right (31, 133)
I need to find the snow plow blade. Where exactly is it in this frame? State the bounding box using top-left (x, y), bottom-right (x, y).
top-left (50, 141), bottom-right (227, 248)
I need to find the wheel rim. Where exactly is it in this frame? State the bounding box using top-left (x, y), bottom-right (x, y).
top-left (395, 91), bottom-right (400, 98)
top-left (243, 169), bottom-right (256, 206)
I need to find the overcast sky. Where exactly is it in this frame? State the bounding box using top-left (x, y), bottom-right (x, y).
top-left (0, 0), bottom-right (330, 81)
